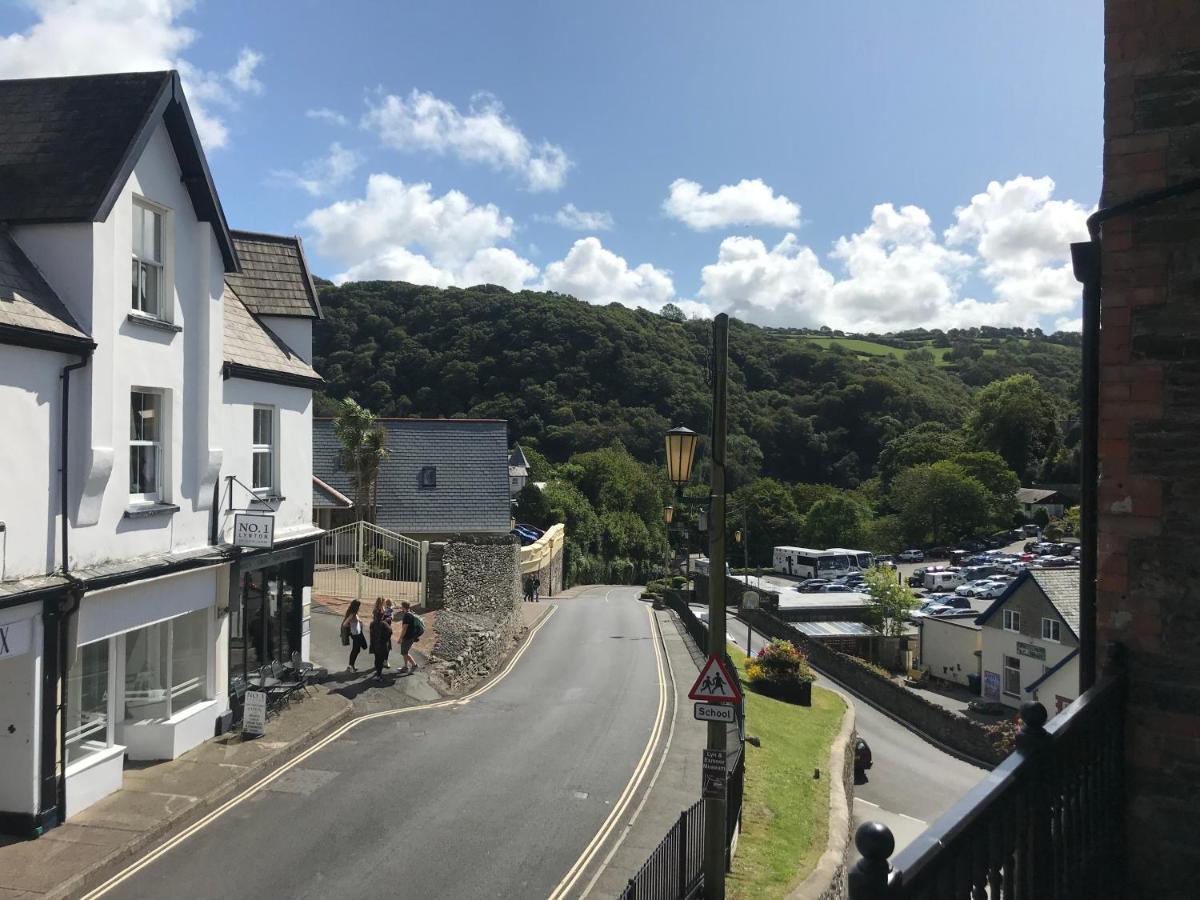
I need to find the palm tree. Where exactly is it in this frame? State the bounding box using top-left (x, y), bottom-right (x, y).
top-left (332, 398), bottom-right (388, 522)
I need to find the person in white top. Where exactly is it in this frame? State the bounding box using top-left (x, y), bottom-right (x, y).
top-left (341, 599), bottom-right (366, 671)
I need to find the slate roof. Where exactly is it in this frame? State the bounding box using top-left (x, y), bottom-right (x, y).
top-left (0, 71), bottom-right (238, 270)
top-left (313, 418), bottom-right (512, 534)
top-left (1017, 487), bottom-right (1065, 504)
top-left (222, 284), bottom-right (322, 387)
top-left (226, 231), bottom-right (322, 319)
top-left (509, 445), bottom-right (530, 473)
top-left (0, 225), bottom-right (90, 348)
top-left (313, 476), bottom-right (352, 510)
top-left (975, 568), bottom-right (1081, 639)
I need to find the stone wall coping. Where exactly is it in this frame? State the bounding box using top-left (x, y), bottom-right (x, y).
top-left (788, 703), bottom-right (856, 900)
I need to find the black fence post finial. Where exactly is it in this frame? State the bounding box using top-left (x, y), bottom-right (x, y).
top-left (848, 821), bottom-right (894, 900)
top-left (1016, 701), bottom-right (1054, 892)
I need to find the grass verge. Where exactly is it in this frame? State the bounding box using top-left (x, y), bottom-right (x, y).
top-left (727, 645), bottom-right (846, 899)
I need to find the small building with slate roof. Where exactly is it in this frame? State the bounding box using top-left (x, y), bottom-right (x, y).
top-left (975, 569), bottom-right (1081, 716)
top-left (0, 70), bottom-right (325, 831)
top-left (313, 419), bottom-right (513, 539)
top-left (509, 444), bottom-right (530, 496)
top-left (1016, 487), bottom-right (1069, 521)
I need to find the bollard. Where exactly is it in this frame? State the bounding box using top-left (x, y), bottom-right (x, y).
top-left (847, 821), bottom-right (894, 900)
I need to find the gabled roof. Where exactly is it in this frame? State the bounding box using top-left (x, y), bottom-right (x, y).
top-left (0, 71), bottom-right (238, 271)
top-left (1025, 648), bottom-right (1080, 693)
top-left (313, 418), bottom-right (512, 534)
top-left (313, 476), bottom-right (353, 510)
top-left (0, 225), bottom-right (92, 353)
top-left (222, 284), bottom-right (322, 389)
top-left (509, 445), bottom-right (530, 470)
top-left (975, 568), bottom-right (1081, 639)
top-left (226, 231), bottom-right (322, 319)
top-left (1017, 487), bottom-right (1066, 504)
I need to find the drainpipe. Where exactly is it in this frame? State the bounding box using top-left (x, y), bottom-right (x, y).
top-left (59, 354), bottom-right (90, 572)
top-left (1071, 177), bottom-right (1200, 691)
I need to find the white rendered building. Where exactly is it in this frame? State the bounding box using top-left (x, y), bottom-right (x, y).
top-left (0, 72), bottom-right (323, 834)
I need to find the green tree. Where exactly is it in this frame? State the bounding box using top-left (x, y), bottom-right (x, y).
top-left (801, 494), bottom-right (870, 548)
top-left (331, 398), bottom-right (388, 521)
top-left (876, 422), bottom-right (966, 487)
top-left (952, 451), bottom-right (1020, 526)
top-left (1034, 506), bottom-right (1051, 528)
top-left (964, 374), bottom-right (1060, 482)
top-left (514, 483), bottom-right (553, 528)
top-left (728, 478), bottom-right (804, 566)
top-left (659, 302), bottom-right (686, 322)
top-left (891, 461), bottom-right (991, 545)
top-left (862, 566), bottom-right (919, 637)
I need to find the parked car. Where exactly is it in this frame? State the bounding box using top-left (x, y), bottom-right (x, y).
top-left (899, 549), bottom-right (926, 562)
top-left (510, 528), bottom-right (537, 545)
top-left (908, 567), bottom-right (929, 587)
top-left (959, 539), bottom-right (985, 552)
top-left (797, 579), bottom-right (828, 593)
top-left (874, 555), bottom-right (897, 568)
top-left (854, 737), bottom-right (873, 779)
top-left (820, 583), bottom-right (855, 593)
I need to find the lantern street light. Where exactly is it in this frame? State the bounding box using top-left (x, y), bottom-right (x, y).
top-left (663, 505), bottom-right (675, 525)
top-left (664, 426), bottom-right (699, 487)
top-left (662, 504), bottom-right (675, 586)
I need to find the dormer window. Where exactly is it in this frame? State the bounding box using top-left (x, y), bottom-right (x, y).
top-left (132, 200), bottom-right (164, 318)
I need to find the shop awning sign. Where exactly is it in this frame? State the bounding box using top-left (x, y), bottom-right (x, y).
top-left (0, 618), bottom-right (31, 660)
top-left (233, 513), bottom-right (275, 549)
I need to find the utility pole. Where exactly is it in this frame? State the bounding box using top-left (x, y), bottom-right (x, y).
top-left (705, 313), bottom-right (729, 900)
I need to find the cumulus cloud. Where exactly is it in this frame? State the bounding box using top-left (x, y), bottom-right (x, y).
top-left (537, 203), bottom-right (614, 231)
top-left (307, 107), bottom-right (349, 126)
top-left (0, 0), bottom-right (262, 150)
top-left (363, 89), bottom-right (571, 191)
top-left (304, 173), bottom-right (537, 290)
top-left (539, 237), bottom-right (675, 309)
top-left (272, 142), bottom-right (361, 196)
top-left (694, 177), bottom-right (1091, 332)
top-left (663, 177), bottom-right (801, 230)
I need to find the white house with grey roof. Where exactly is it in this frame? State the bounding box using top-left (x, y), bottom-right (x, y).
top-left (0, 71), bottom-right (322, 834)
top-left (976, 569), bottom-right (1081, 717)
top-left (313, 418), bottom-right (513, 540)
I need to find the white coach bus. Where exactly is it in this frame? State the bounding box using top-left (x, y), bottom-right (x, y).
top-left (772, 546), bottom-right (874, 579)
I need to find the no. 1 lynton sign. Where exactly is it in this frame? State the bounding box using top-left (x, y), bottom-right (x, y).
top-left (233, 513), bottom-right (275, 549)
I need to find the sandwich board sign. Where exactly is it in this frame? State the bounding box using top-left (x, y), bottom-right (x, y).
top-left (688, 654), bottom-right (742, 704)
top-left (242, 690), bottom-right (267, 736)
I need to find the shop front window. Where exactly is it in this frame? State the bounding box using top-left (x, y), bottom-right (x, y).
top-left (66, 641), bottom-right (111, 765)
top-left (124, 609), bottom-right (209, 721)
top-left (230, 563), bottom-right (304, 689)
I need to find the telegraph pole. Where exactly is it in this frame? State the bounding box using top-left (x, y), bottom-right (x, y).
top-left (704, 313), bottom-right (729, 899)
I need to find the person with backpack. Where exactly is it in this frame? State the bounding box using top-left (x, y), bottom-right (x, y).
top-left (340, 599), bottom-right (366, 672)
top-left (523, 576), bottom-right (534, 603)
top-left (397, 600), bottom-right (424, 673)
top-left (533, 575), bottom-right (541, 602)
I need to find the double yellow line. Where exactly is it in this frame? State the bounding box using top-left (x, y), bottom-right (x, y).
top-left (545, 605), bottom-right (670, 900)
top-left (81, 605), bottom-right (561, 900)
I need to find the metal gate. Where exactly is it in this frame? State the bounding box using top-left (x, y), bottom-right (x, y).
top-left (314, 521), bottom-right (427, 606)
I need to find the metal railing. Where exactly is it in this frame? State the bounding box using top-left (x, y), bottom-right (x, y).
top-left (619, 801), bottom-right (706, 900)
top-left (849, 666), bottom-right (1126, 899)
top-left (314, 520), bottom-right (427, 606)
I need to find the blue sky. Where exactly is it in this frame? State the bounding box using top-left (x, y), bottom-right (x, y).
top-left (0, 1), bottom-right (1103, 332)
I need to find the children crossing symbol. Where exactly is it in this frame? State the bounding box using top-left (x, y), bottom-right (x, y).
top-left (688, 654), bottom-right (742, 704)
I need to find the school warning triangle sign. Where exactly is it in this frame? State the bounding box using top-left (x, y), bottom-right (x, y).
top-left (689, 654), bottom-right (742, 704)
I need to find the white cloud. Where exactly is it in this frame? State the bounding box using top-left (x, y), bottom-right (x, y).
top-left (538, 203), bottom-right (614, 231)
top-left (363, 89), bottom-right (571, 191)
top-left (307, 107), bottom-right (349, 126)
top-left (663, 178), bottom-right (801, 230)
top-left (539, 237), bottom-right (675, 309)
top-left (0, 0), bottom-right (262, 150)
top-left (272, 142), bottom-right (361, 196)
top-left (304, 173), bottom-right (537, 291)
top-left (697, 234), bottom-right (834, 327)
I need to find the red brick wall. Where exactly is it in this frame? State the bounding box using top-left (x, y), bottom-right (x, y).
top-left (1101, 2), bottom-right (1200, 893)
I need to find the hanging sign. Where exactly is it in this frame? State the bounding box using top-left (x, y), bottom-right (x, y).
top-left (233, 513), bottom-right (275, 549)
top-left (688, 654), bottom-right (742, 704)
top-left (243, 690), bottom-right (267, 736)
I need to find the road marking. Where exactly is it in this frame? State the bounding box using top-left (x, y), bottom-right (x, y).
top-left (899, 813), bottom-right (926, 824)
top-left (546, 604), bottom-right (668, 900)
top-left (856, 798), bottom-right (881, 809)
top-left (81, 604), bottom-right (561, 900)
top-left (576, 606), bottom-right (680, 899)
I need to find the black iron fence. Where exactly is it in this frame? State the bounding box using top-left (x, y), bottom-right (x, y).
top-left (617, 594), bottom-right (745, 900)
top-left (619, 801), bottom-right (705, 900)
top-left (849, 665), bottom-right (1126, 899)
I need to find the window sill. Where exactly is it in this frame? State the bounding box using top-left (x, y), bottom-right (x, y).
top-left (127, 312), bottom-right (181, 334)
top-left (124, 502), bottom-right (180, 519)
top-left (250, 494), bottom-right (285, 504)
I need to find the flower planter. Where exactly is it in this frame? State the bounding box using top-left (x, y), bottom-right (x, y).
top-left (750, 678), bottom-right (812, 706)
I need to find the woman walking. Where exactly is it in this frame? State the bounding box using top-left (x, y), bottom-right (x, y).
top-left (342, 600), bottom-right (366, 671)
top-left (368, 599), bottom-right (393, 682)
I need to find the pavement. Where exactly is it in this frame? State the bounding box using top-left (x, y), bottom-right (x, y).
top-left (725, 613), bottom-right (986, 862)
top-left (90, 586), bottom-right (678, 900)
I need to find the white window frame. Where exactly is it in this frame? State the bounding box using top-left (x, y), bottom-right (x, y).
top-left (251, 405), bottom-right (276, 495)
top-left (1003, 655), bottom-right (1021, 697)
top-left (129, 389), bottom-right (164, 504)
top-left (1003, 609), bottom-right (1021, 633)
top-left (1041, 617), bottom-right (1061, 642)
top-left (131, 198), bottom-right (168, 320)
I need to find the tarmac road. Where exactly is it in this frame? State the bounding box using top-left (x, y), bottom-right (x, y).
top-left (94, 586), bottom-right (667, 900)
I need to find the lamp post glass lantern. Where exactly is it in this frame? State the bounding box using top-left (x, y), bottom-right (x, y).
top-left (664, 426), bottom-right (698, 487)
top-left (663, 505), bottom-right (674, 524)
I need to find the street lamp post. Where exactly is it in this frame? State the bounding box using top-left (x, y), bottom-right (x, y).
top-left (663, 504), bottom-right (674, 583)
